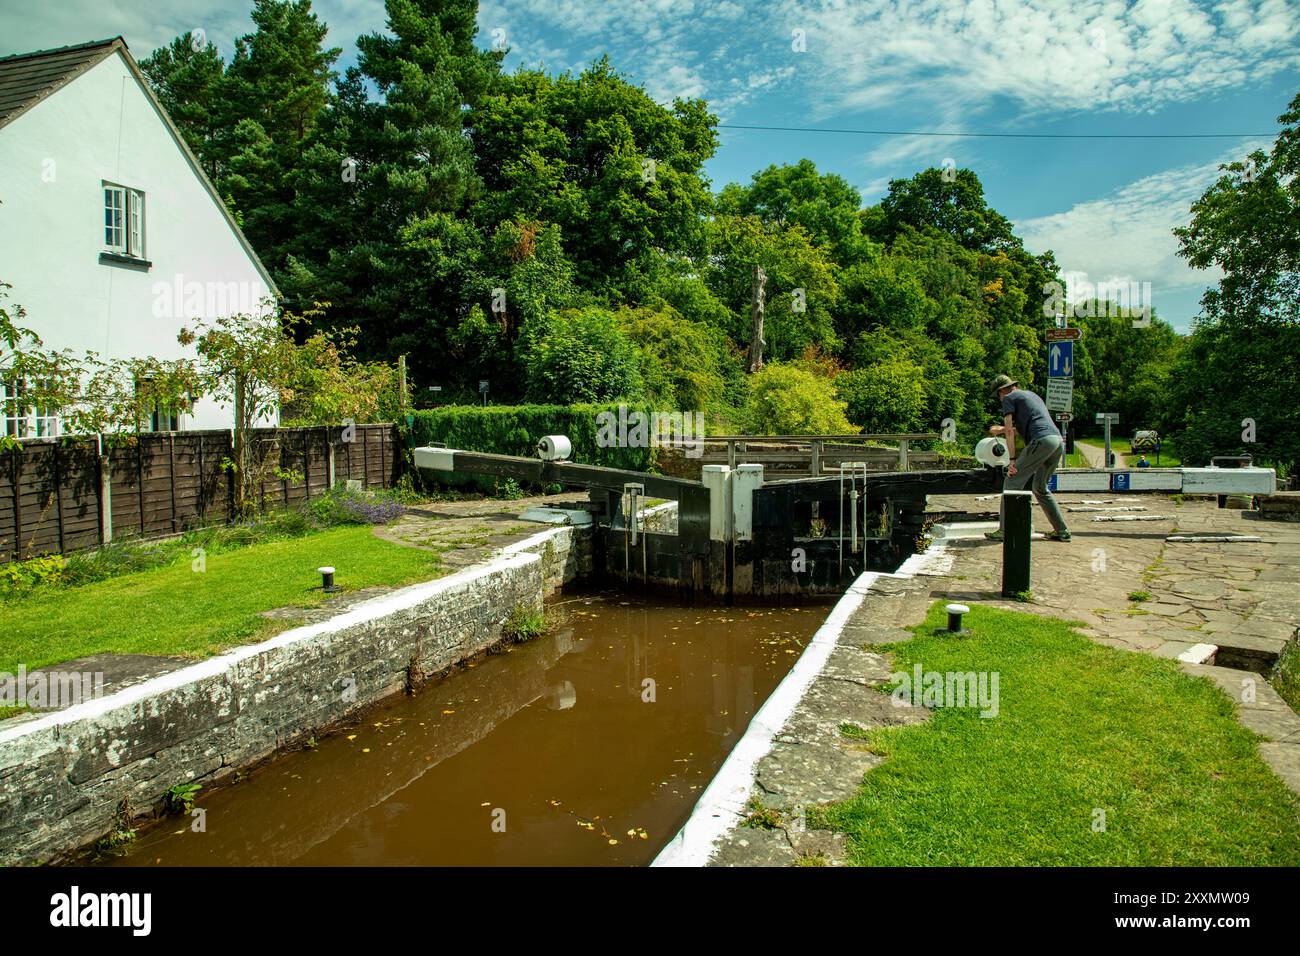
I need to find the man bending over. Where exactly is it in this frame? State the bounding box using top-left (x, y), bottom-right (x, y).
top-left (985, 374), bottom-right (1070, 542)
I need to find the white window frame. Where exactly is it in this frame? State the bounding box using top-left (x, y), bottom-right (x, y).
top-left (150, 405), bottom-right (180, 433)
top-left (3, 378), bottom-right (24, 437)
top-left (135, 378), bottom-right (181, 433)
top-left (104, 183), bottom-right (145, 258)
top-left (34, 402), bottom-right (61, 438)
top-left (2, 379), bottom-right (63, 439)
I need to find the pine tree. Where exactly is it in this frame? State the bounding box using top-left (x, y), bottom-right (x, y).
top-left (222, 0), bottom-right (340, 269)
top-left (139, 33), bottom-right (226, 181)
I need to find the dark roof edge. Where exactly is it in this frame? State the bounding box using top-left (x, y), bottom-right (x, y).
top-left (0, 36), bottom-right (122, 64)
top-left (0, 38), bottom-right (122, 134)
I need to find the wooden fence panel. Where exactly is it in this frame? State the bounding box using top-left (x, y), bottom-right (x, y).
top-left (14, 442), bottom-right (61, 557)
top-left (56, 440), bottom-right (101, 552)
top-left (306, 428), bottom-right (330, 498)
top-left (108, 443), bottom-right (142, 539)
top-left (141, 438), bottom-right (177, 536)
top-left (0, 424), bottom-right (398, 562)
top-left (0, 452), bottom-right (18, 558)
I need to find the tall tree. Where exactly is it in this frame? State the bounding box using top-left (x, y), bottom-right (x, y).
top-left (356, 0), bottom-right (501, 221)
top-left (139, 33), bottom-right (227, 180)
top-left (1170, 91), bottom-right (1300, 470)
top-left (717, 159), bottom-right (877, 268)
top-left (222, 0), bottom-right (340, 268)
top-left (282, 0), bottom-right (504, 382)
top-left (469, 57), bottom-right (718, 297)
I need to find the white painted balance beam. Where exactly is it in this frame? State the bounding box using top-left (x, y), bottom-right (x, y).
top-left (1048, 466), bottom-right (1275, 495)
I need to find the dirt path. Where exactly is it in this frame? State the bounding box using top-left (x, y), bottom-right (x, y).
top-left (1074, 440), bottom-right (1109, 468)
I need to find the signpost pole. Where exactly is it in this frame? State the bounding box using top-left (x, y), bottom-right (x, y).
top-left (1095, 413), bottom-right (1119, 469)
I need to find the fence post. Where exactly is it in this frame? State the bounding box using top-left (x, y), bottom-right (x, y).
top-left (302, 429), bottom-right (311, 501)
top-left (362, 426), bottom-right (371, 487)
top-left (10, 448), bottom-right (22, 559)
top-left (137, 438), bottom-right (146, 535)
top-left (168, 433), bottom-right (178, 533)
top-left (326, 427), bottom-right (336, 489)
top-left (98, 437), bottom-right (113, 545)
top-left (1001, 490), bottom-right (1033, 597)
top-left (52, 441), bottom-right (65, 554)
top-left (897, 437), bottom-right (910, 471)
top-left (197, 434), bottom-right (206, 522)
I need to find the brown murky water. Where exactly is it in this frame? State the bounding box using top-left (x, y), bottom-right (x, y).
top-left (105, 591), bottom-right (826, 867)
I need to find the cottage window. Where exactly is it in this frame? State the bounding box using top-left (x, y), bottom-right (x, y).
top-left (2, 378), bottom-right (28, 437)
top-left (103, 184), bottom-right (145, 257)
top-left (34, 401), bottom-right (61, 438)
top-left (1, 379), bottom-right (62, 438)
top-left (135, 378), bottom-right (181, 432)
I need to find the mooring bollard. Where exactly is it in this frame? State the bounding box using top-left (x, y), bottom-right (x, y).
top-left (318, 566), bottom-right (339, 593)
top-left (1001, 491), bottom-right (1032, 597)
top-left (945, 603), bottom-right (970, 634)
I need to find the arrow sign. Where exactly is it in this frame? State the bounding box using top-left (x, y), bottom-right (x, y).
top-left (1048, 340), bottom-right (1074, 378)
top-left (1046, 327), bottom-right (1083, 342)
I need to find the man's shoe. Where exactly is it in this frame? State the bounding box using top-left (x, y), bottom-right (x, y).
top-left (1046, 530), bottom-right (1072, 542)
top-left (984, 529), bottom-right (1004, 541)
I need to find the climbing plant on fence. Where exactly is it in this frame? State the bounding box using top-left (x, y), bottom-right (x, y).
top-left (405, 403), bottom-right (660, 473)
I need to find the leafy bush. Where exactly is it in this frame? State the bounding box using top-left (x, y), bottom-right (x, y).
top-left (0, 554), bottom-right (66, 597)
top-left (522, 307), bottom-right (644, 404)
top-left (836, 358), bottom-right (928, 433)
top-left (741, 363), bottom-right (855, 435)
top-left (618, 305), bottom-right (731, 411)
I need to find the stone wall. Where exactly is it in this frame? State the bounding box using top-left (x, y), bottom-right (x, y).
top-left (0, 523), bottom-right (590, 866)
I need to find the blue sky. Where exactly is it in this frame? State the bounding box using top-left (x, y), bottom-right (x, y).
top-left (5, 0), bottom-right (1298, 330)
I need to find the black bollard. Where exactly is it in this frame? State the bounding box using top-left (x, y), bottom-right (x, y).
top-left (1001, 491), bottom-right (1032, 597)
top-left (318, 566), bottom-right (339, 593)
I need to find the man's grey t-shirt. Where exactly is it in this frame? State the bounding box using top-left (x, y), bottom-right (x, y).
top-left (1002, 389), bottom-right (1060, 442)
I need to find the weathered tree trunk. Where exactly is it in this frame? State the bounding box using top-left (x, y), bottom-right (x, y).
top-left (748, 264), bottom-right (766, 374)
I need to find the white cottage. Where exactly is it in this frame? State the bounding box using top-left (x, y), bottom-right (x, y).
top-left (0, 37), bottom-right (277, 435)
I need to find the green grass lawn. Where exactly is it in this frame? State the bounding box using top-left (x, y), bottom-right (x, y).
top-left (1, 527), bottom-right (443, 672)
top-left (819, 603), bottom-right (1300, 865)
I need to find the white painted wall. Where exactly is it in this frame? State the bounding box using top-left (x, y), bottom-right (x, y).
top-left (0, 49), bottom-right (275, 431)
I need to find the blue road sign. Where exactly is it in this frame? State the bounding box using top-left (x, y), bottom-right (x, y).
top-left (1048, 340), bottom-right (1074, 378)
top-left (1047, 474), bottom-right (1058, 492)
top-left (1112, 472), bottom-right (1131, 491)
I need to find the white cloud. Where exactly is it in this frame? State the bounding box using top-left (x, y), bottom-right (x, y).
top-left (1014, 141), bottom-right (1269, 316)
top-left (775, 0), bottom-right (1300, 119)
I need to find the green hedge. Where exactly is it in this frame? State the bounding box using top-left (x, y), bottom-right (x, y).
top-left (405, 403), bottom-right (658, 474)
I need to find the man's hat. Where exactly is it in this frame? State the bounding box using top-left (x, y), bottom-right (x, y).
top-left (990, 374), bottom-right (1018, 395)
